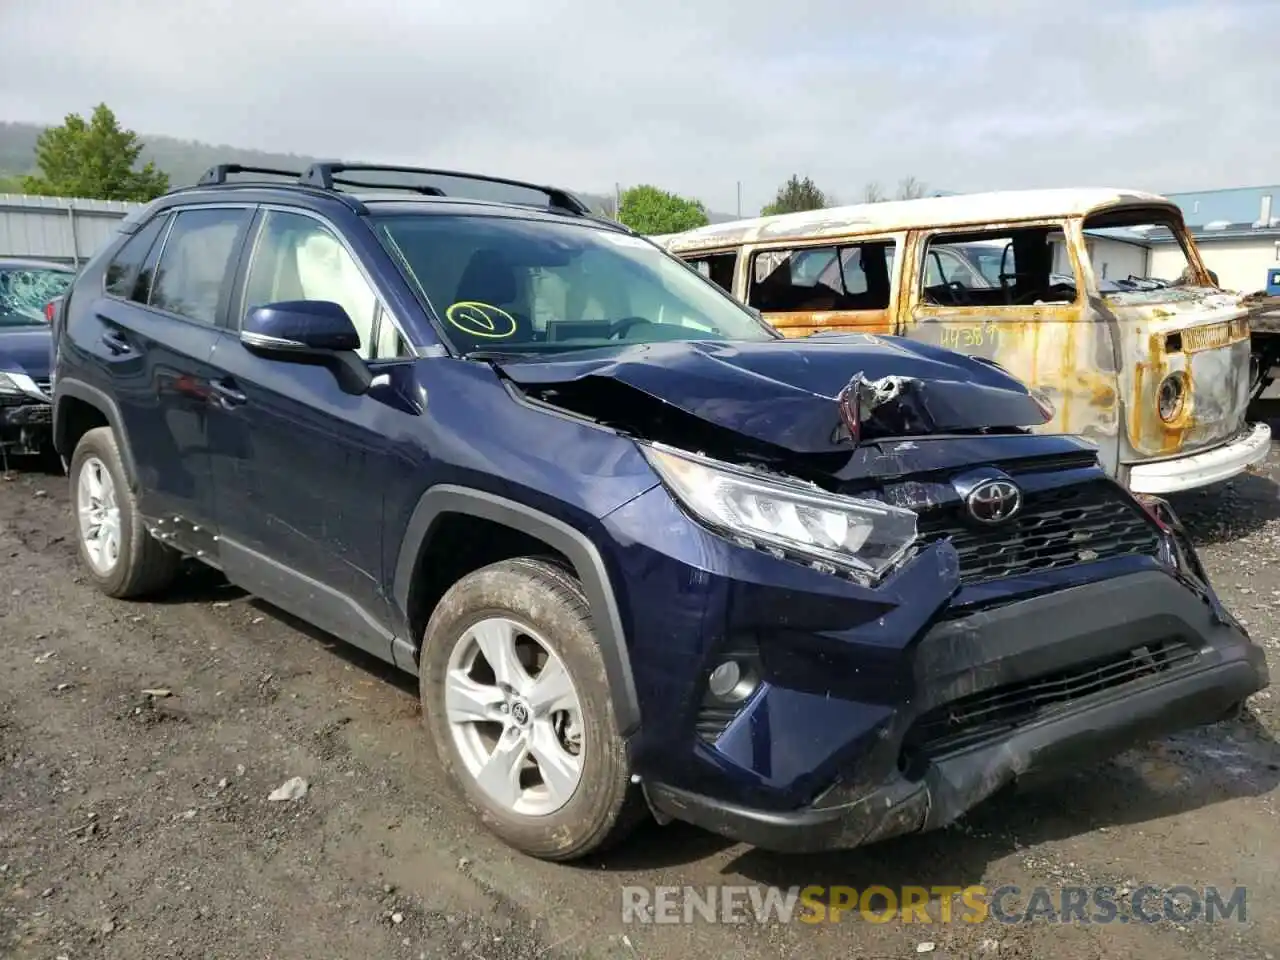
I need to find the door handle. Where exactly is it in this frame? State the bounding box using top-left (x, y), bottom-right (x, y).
top-left (101, 329), bottom-right (132, 355)
top-left (210, 379), bottom-right (248, 407)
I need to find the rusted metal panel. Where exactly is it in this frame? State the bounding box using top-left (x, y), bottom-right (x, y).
top-left (1244, 294), bottom-right (1280, 334)
top-left (763, 309), bottom-right (895, 337)
top-left (1111, 291), bottom-right (1252, 457)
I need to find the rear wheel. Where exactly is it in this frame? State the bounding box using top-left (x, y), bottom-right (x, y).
top-left (69, 427), bottom-right (180, 599)
top-left (420, 558), bottom-right (643, 861)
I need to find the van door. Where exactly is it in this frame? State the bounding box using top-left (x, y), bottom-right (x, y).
top-left (903, 222), bottom-right (1124, 469)
top-left (742, 236), bottom-right (902, 338)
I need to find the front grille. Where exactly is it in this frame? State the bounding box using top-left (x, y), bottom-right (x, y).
top-left (905, 640), bottom-right (1200, 759)
top-left (0, 394), bottom-right (43, 408)
top-left (1181, 317), bottom-right (1248, 352)
top-left (917, 481), bottom-right (1160, 586)
top-left (34, 379), bottom-right (51, 394)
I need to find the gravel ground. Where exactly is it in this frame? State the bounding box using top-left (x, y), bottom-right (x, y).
top-left (3, 410), bottom-right (1280, 960)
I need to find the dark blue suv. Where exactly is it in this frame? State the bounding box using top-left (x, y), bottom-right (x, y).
top-left (51, 163), bottom-right (1268, 860)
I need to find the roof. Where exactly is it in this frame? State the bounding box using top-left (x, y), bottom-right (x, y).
top-left (661, 188), bottom-right (1176, 252)
top-left (138, 184), bottom-right (625, 234)
top-left (1163, 185), bottom-right (1280, 229)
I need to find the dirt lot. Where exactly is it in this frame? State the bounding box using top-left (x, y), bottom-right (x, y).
top-left (4, 415), bottom-right (1280, 960)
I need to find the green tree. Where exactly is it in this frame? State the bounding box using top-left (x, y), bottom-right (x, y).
top-left (617, 184), bottom-right (709, 235)
top-left (0, 172), bottom-right (24, 194)
top-left (23, 104), bottom-right (169, 201)
top-left (761, 174), bottom-right (829, 216)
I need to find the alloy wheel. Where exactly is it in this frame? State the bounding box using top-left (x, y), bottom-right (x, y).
top-left (444, 616), bottom-right (585, 816)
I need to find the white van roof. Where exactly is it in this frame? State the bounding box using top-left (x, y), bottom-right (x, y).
top-left (660, 188), bottom-right (1177, 253)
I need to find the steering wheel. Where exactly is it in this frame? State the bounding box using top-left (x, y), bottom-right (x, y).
top-left (945, 281), bottom-right (973, 306)
top-left (605, 316), bottom-right (654, 340)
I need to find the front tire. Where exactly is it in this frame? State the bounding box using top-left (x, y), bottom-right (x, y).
top-left (420, 558), bottom-right (643, 861)
top-left (69, 426), bottom-right (180, 599)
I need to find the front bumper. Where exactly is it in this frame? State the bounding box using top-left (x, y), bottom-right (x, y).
top-left (0, 399), bottom-right (53, 454)
top-left (643, 569), bottom-right (1268, 853)
top-left (1127, 421), bottom-right (1271, 494)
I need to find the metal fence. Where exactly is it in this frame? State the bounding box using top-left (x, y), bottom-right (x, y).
top-left (0, 194), bottom-right (145, 267)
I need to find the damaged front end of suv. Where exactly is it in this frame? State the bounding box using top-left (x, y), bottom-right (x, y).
top-left (493, 335), bottom-right (1268, 853)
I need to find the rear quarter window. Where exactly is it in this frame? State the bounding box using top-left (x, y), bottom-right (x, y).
top-left (105, 214), bottom-right (170, 301)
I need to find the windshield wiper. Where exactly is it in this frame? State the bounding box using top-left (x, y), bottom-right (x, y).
top-left (464, 349), bottom-right (529, 361)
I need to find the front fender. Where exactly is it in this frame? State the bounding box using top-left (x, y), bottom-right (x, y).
top-left (392, 484), bottom-right (643, 737)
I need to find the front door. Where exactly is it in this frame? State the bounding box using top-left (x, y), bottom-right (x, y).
top-left (206, 206), bottom-right (416, 661)
top-left (902, 222), bottom-right (1123, 468)
top-left (90, 205), bottom-right (254, 540)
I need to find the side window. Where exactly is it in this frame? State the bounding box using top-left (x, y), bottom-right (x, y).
top-left (924, 249), bottom-right (982, 288)
top-left (242, 210), bottom-right (382, 359)
top-left (134, 217), bottom-right (171, 306)
top-left (747, 241), bottom-right (894, 312)
top-left (104, 214), bottom-right (169, 302)
top-left (150, 208), bottom-right (251, 323)
top-left (685, 252), bottom-right (737, 293)
top-left (921, 227), bottom-right (1074, 306)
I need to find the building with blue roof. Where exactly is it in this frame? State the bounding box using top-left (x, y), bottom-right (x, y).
top-left (1148, 185), bottom-right (1280, 294)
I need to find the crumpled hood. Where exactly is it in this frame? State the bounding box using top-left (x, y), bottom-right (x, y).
top-left (0, 326), bottom-right (52, 381)
top-left (495, 335), bottom-right (1050, 455)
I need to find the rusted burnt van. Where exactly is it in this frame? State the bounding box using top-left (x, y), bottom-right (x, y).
top-left (655, 189), bottom-right (1270, 494)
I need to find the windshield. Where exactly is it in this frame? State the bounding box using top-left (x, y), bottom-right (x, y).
top-left (0, 266), bottom-right (72, 327)
top-left (372, 214), bottom-right (778, 355)
top-left (1080, 208), bottom-right (1205, 299)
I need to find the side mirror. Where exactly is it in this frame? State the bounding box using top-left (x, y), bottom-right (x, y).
top-left (240, 300), bottom-right (372, 396)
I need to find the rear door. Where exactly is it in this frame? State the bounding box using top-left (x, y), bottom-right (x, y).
top-left (90, 205), bottom-right (254, 542)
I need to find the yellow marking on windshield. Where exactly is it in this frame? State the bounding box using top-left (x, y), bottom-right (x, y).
top-left (446, 301), bottom-right (518, 339)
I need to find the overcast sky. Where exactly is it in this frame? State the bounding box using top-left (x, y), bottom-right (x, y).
top-left (1, 0), bottom-right (1274, 214)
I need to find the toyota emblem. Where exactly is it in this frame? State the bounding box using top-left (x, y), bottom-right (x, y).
top-left (965, 478), bottom-right (1022, 524)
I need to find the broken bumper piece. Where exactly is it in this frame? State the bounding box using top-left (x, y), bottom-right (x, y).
top-left (644, 570), bottom-right (1268, 854)
top-left (0, 401), bottom-right (52, 454)
top-left (647, 647), bottom-right (1264, 853)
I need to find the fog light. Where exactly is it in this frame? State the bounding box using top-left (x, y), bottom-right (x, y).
top-left (707, 660), bottom-right (756, 702)
top-left (1157, 373), bottom-right (1187, 422)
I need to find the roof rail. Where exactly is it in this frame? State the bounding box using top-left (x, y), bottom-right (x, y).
top-left (197, 164), bottom-right (304, 186)
top-left (299, 162), bottom-right (591, 215)
top-left (328, 175), bottom-right (445, 197)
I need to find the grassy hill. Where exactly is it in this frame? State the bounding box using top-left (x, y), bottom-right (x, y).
top-left (0, 121), bottom-right (736, 221)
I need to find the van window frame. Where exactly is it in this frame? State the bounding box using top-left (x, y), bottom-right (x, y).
top-left (912, 219), bottom-right (1084, 311)
top-left (741, 233), bottom-right (905, 317)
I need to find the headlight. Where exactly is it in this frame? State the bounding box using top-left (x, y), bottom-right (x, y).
top-left (0, 372), bottom-right (22, 395)
top-left (642, 443), bottom-right (918, 581)
top-left (1157, 372), bottom-right (1186, 422)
